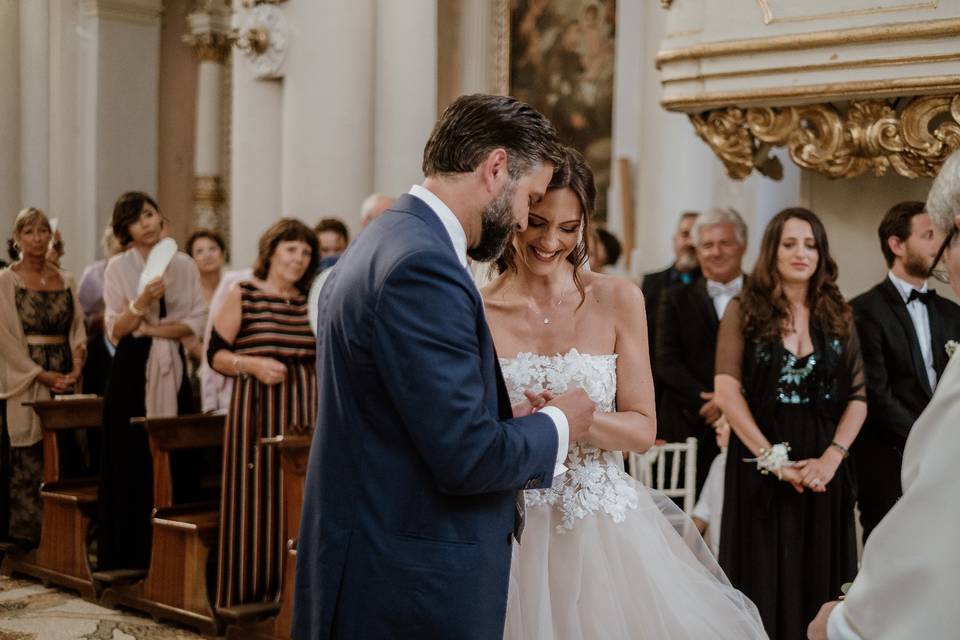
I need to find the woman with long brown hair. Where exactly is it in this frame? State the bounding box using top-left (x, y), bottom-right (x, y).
top-left (715, 208), bottom-right (866, 640)
top-left (485, 148), bottom-right (765, 639)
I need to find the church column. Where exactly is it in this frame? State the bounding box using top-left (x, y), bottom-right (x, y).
top-left (373, 0), bottom-right (438, 196)
top-left (75, 0), bottom-right (162, 274)
top-left (184, 1), bottom-right (232, 235)
top-left (281, 0), bottom-right (375, 232)
top-left (0, 0), bottom-right (20, 233)
top-left (19, 0), bottom-right (49, 211)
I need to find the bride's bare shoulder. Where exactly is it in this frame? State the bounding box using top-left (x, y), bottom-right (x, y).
top-left (583, 271), bottom-right (644, 309)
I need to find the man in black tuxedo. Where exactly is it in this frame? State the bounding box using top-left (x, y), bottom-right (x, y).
top-left (656, 208), bottom-right (747, 493)
top-left (642, 211), bottom-right (701, 398)
top-left (852, 201), bottom-right (960, 542)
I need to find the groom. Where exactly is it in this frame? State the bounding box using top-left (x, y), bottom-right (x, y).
top-left (292, 94), bottom-right (596, 639)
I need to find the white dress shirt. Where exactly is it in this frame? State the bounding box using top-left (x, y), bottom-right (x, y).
top-left (408, 185), bottom-right (570, 476)
top-left (690, 450), bottom-right (726, 557)
top-left (706, 275), bottom-right (743, 320)
top-left (887, 272), bottom-right (937, 390)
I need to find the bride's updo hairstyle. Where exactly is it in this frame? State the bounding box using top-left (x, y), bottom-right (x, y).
top-left (498, 146), bottom-right (596, 306)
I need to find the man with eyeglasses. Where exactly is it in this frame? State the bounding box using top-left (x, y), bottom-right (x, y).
top-left (849, 201), bottom-right (960, 544)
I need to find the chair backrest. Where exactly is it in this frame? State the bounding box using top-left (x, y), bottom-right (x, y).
top-left (628, 437), bottom-right (698, 514)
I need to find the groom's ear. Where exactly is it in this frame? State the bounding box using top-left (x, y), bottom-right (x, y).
top-left (478, 149), bottom-right (509, 193)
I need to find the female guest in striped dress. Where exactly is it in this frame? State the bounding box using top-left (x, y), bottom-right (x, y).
top-left (208, 219), bottom-right (319, 614)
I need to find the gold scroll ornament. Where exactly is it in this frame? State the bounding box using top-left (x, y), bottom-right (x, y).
top-left (690, 94), bottom-right (960, 180)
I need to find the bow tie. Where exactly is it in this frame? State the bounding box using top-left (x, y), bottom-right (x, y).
top-left (707, 280), bottom-right (741, 298)
top-left (907, 289), bottom-right (934, 305)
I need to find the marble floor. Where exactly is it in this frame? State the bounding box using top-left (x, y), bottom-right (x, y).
top-left (0, 574), bottom-right (204, 640)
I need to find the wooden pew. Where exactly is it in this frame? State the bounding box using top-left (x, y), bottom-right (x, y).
top-left (101, 413), bottom-right (225, 636)
top-left (224, 433), bottom-right (311, 640)
top-left (1, 397), bottom-right (102, 599)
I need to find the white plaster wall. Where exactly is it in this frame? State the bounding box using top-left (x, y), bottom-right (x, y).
top-left (619, 1), bottom-right (803, 280)
top-left (280, 0), bottom-right (375, 234)
top-left (0, 0), bottom-right (20, 238)
top-left (229, 58), bottom-right (282, 270)
top-left (373, 0), bottom-right (438, 198)
top-left (94, 18), bottom-right (161, 235)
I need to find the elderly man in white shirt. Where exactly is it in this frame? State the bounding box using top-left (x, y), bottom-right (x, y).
top-left (808, 150), bottom-right (960, 640)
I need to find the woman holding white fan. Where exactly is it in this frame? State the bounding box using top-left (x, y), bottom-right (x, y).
top-left (98, 191), bottom-right (207, 572)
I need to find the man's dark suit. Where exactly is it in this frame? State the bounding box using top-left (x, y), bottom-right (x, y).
top-left (851, 277), bottom-right (960, 541)
top-left (641, 264), bottom-right (701, 400)
top-left (655, 279), bottom-right (722, 493)
top-left (292, 194), bottom-right (559, 639)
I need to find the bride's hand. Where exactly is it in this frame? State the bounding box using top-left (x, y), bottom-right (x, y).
top-left (512, 390), bottom-right (555, 417)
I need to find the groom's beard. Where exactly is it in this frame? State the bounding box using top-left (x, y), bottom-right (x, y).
top-left (468, 179), bottom-right (518, 263)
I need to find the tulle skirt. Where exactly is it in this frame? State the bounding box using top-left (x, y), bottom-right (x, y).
top-left (504, 472), bottom-right (768, 639)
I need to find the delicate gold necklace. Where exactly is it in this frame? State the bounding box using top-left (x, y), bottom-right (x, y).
top-left (535, 288), bottom-right (574, 325)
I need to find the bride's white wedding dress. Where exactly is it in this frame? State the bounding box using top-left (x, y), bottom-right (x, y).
top-left (501, 349), bottom-right (767, 640)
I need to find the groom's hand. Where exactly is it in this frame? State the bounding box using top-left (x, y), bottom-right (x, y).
top-left (511, 390), bottom-right (556, 418)
top-left (548, 389), bottom-right (595, 442)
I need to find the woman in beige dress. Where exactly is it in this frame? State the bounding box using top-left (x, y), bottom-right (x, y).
top-left (0, 208), bottom-right (85, 547)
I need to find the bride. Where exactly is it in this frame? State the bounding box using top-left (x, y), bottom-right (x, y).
top-left (482, 148), bottom-right (767, 639)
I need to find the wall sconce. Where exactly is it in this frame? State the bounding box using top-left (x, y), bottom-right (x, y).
top-left (231, 2), bottom-right (288, 79)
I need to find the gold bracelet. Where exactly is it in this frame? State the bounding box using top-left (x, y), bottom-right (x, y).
top-left (128, 300), bottom-right (146, 317)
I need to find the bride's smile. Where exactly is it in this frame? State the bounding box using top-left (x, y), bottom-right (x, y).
top-left (516, 187), bottom-right (583, 275)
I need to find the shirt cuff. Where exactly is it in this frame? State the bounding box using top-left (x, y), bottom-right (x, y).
top-left (537, 406), bottom-right (569, 477)
top-left (827, 602), bottom-right (860, 640)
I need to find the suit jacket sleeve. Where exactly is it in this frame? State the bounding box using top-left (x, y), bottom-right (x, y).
top-left (854, 304), bottom-right (915, 440)
top-left (655, 287), bottom-right (708, 406)
top-left (372, 250), bottom-right (558, 496)
top-left (839, 355), bottom-right (960, 639)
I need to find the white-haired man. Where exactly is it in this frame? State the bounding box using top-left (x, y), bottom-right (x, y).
top-left (808, 150), bottom-right (960, 639)
top-left (656, 207), bottom-right (747, 494)
top-left (360, 193), bottom-right (395, 229)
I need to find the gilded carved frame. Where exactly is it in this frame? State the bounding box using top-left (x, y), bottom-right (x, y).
top-left (691, 95), bottom-right (960, 180)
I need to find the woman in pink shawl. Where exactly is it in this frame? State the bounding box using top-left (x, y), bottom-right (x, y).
top-left (98, 191), bottom-right (207, 571)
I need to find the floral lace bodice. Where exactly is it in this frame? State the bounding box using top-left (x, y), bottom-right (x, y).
top-left (499, 349), bottom-right (639, 532)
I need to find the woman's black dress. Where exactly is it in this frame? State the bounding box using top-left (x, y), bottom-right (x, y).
top-left (97, 299), bottom-right (194, 571)
top-left (717, 299), bottom-right (865, 640)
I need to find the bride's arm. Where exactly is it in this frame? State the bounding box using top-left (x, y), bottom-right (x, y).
top-left (584, 280), bottom-right (656, 453)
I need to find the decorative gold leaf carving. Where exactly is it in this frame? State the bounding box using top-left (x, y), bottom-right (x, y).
top-left (690, 108), bottom-right (754, 179)
top-left (661, 0), bottom-right (674, 8)
top-left (689, 94), bottom-right (960, 180)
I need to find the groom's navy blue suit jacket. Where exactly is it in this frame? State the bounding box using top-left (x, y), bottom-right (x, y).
top-left (292, 194), bottom-right (559, 639)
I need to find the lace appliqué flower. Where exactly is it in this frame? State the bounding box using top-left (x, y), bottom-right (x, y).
top-left (501, 349), bottom-right (639, 533)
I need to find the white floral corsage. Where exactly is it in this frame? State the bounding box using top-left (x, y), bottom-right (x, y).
top-left (946, 340), bottom-right (959, 359)
top-left (744, 442), bottom-right (793, 479)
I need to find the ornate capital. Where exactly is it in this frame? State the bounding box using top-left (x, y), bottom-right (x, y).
top-left (690, 94), bottom-right (960, 180)
top-left (661, 0), bottom-right (674, 7)
top-left (184, 1), bottom-right (232, 64)
top-left (193, 175), bottom-right (226, 231)
top-left (184, 31), bottom-right (232, 63)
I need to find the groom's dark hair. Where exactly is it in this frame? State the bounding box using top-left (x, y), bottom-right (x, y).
top-left (422, 94), bottom-right (564, 180)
